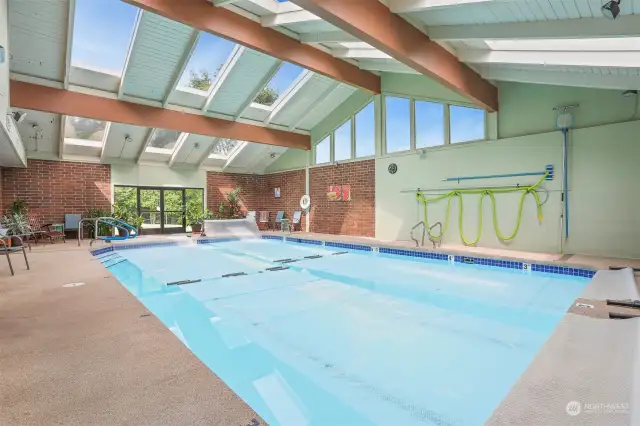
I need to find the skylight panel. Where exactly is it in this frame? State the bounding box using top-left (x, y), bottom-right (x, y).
top-left (147, 130), bottom-right (182, 152)
top-left (485, 38), bottom-right (640, 52)
top-left (64, 116), bottom-right (107, 146)
top-left (209, 139), bottom-right (242, 159)
top-left (71, 0), bottom-right (138, 76)
top-left (253, 62), bottom-right (304, 106)
top-left (177, 33), bottom-right (237, 92)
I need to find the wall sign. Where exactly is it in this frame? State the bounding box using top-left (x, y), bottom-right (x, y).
top-left (327, 185), bottom-right (351, 201)
top-left (388, 163), bottom-right (398, 174)
top-left (274, 187), bottom-right (280, 198)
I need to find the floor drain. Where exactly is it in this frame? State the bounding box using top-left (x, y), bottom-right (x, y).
top-left (63, 282), bottom-right (85, 288)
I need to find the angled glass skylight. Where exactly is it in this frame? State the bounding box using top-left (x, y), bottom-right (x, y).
top-left (64, 116), bottom-right (107, 147)
top-left (146, 129), bottom-right (182, 152)
top-left (209, 139), bottom-right (243, 160)
top-left (177, 33), bottom-right (237, 93)
top-left (485, 38), bottom-right (640, 52)
top-left (253, 62), bottom-right (304, 106)
top-left (71, 0), bottom-right (138, 76)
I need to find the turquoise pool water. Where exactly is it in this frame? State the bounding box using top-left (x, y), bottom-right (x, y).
top-left (106, 239), bottom-right (589, 426)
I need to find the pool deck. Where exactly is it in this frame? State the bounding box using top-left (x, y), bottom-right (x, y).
top-left (0, 243), bottom-right (264, 426)
top-left (1, 233), bottom-right (639, 425)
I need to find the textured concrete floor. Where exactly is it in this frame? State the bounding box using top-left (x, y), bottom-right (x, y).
top-left (0, 244), bottom-right (265, 426)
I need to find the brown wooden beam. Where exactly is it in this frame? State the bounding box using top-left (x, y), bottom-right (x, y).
top-left (121, 0), bottom-right (381, 94)
top-left (289, 0), bottom-right (498, 111)
top-left (10, 81), bottom-right (310, 150)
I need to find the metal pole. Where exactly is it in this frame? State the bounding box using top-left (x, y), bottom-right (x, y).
top-left (563, 128), bottom-right (569, 239)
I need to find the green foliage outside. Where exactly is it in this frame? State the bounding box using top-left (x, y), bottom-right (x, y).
top-left (253, 86), bottom-right (279, 106)
top-left (188, 69), bottom-right (214, 91)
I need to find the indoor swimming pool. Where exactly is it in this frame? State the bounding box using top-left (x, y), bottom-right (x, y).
top-left (102, 238), bottom-right (590, 426)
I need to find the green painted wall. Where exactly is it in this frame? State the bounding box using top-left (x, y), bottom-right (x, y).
top-left (381, 72), bottom-right (468, 104)
top-left (0, 0), bottom-right (9, 125)
top-left (265, 148), bottom-right (308, 173)
top-left (311, 89), bottom-right (374, 145)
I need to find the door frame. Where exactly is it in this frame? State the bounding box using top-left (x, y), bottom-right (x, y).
top-left (114, 185), bottom-right (204, 235)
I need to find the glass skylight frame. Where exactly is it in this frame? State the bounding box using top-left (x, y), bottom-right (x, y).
top-left (208, 138), bottom-right (246, 160)
top-left (145, 129), bottom-right (186, 154)
top-left (250, 62), bottom-right (306, 110)
top-left (63, 116), bottom-right (110, 148)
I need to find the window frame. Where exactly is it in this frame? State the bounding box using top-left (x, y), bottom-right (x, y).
top-left (354, 101), bottom-right (376, 159)
top-left (332, 117), bottom-right (353, 162)
top-left (313, 135), bottom-right (331, 165)
top-left (382, 94), bottom-right (412, 155)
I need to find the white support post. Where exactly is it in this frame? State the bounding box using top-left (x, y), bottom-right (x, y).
top-left (168, 133), bottom-right (191, 167)
top-left (264, 71), bottom-right (314, 125)
top-left (136, 129), bottom-right (155, 164)
top-left (99, 122), bottom-right (112, 162)
top-left (163, 30), bottom-right (201, 107)
top-left (117, 10), bottom-right (143, 99)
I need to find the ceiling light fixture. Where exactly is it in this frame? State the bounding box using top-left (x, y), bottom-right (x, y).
top-left (602, 0), bottom-right (621, 19)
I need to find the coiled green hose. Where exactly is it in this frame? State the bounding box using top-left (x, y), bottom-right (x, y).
top-left (416, 172), bottom-right (548, 246)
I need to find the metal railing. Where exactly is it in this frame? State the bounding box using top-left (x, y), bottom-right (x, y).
top-left (410, 221), bottom-right (443, 249)
top-left (77, 217), bottom-right (138, 247)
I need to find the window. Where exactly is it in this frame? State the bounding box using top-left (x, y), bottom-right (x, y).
top-left (147, 129), bottom-right (182, 151)
top-left (65, 116), bottom-right (106, 142)
top-left (315, 136), bottom-right (330, 164)
top-left (71, 0), bottom-right (138, 75)
top-left (415, 101), bottom-right (445, 148)
top-left (254, 62), bottom-right (304, 106)
top-left (355, 102), bottom-right (375, 158)
top-left (385, 96), bottom-right (410, 153)
top-left (178, 33), bottom-right (237, 92)
top-left (334, 120), bottom-right (352, 161)
top-left (450, 105), bottom-right (485, 144)
top-left (209, 138), bottom-right (240, 159)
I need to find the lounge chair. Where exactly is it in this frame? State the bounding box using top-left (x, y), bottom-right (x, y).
top-left (42, 223), bottom-right (66, 243)
top-left (291, 211), bottom-right (303, 232)
top-left (26, 214), bottom-right (65, 243)
top-left (257, 211), bottom-right (269, 230)
top-left (246, 211), bottom-right (256, 220)
top-left (0, 229), bottom-right (30, 276)
top-left (64, 213), bottom-right (82, 237)
top-left (269, 211), bottom-right (284, 231)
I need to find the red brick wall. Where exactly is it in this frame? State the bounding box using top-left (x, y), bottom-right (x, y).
top-left (309, 160), bottom-right (375, 237)
top-left (262, 170), bottom-right (306, 223)
top-left (206, 172), bottom-right (263, 216)
top-left (2, 160), bottom-right (111, 224)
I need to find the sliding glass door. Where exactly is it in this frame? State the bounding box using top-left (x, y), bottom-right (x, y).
top-left (114, 186), bottom-right (204, 234)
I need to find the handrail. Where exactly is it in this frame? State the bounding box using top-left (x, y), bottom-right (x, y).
top-left (410, 221), bottom-right (426, 247)
top-left (77, 217), bottom-right (138, 247)
top-left (428, 222), bottom-right (443, 249)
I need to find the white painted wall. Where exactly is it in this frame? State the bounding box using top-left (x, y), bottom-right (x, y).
top-left (376, 120), bottom-right (640, 258)
top-left (0, 0), bottom-right (8, 121)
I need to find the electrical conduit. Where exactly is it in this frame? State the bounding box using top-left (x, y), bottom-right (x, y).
top-left (415, 172), bottom-right (549, 246)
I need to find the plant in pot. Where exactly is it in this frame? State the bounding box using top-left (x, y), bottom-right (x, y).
top-left (217, 187), bottom-right (244, 219)
top-left (10, 199), bottom-right (28, 215)
top-left (187, 208), bottom-right (212, 234)
top-left (85, 208), bottom-right (112, 238)
top-left (1, 212), bottom-right (31, 247)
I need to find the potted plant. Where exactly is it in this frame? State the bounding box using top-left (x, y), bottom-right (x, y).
top-left (10, 199), bottom-right (28, 215)
top-left (217, 187), bottom-right (244, 219)
top-left (187, 208), bottom-right (212, 234)
top-left (2, 212), bottom-right (31, 247)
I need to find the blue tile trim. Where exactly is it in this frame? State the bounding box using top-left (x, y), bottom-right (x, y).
top-left (262, 235), bottom-right (284, 241)
top-left (197, 237), bottom-right (248, 244)
top-left (379, 247), bottom-right (448, 260)
top-left (90, 246), bottom-right (114, 256)
top-left (288, 237), bottom-right (322, 246)
top-left (531, 263), bottom-right (595, 278)
top-left (325, 241), bottom-right (372, 252)
top-left (113, 241), bottom-right (179, 251)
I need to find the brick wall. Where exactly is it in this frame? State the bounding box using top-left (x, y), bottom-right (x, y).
top-left (206, 172), bottom-right (263, 215)
top-left (2, 160), bottom-right (111, 224)
top-left (261, 170), bottom-right (306, 223)
top-left (309, 160), bottom-right (375, 237)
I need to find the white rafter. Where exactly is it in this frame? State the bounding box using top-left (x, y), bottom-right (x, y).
top-left (332, 48), bottom-right (391, 59)
top-left (201, 45), bottom-right (245, 112)
top-left (429, 15), bottom-right (640, 41)
top-left (212, 0), bottom-right (239, 5)
top-left (163, 30), bottom-right (201, 107)
top-left (58, 115), bottom-right (67, 160)
top-left (63, 0), bottom-right (76, 90)
top-left (389, 0), bottom-right (494, 13)
top-left (264, 71), bottom-right (314, 125)
top-left (117, 10), bottom-right (143, 99)
top-left (289, 81), bottom-right (341, 131)
top-left (196, 137), bottom-right (220, 168)
top-left (358, 59), bottom-right (418, 74)
top-left (222, 141), bottom-right (249, 171)
top-left (235, 60), bottom-right (283, 119)
top-left (482, 67), bottom-right (640, 90)
top-left (136, 129), bottom-right (155, 164)
top-left (261, 10), bottom-right (321, 27)
top-left (168, 133), bottom-right (191, 167)
top-left (458, 49), bottom-right (640, 69)
top-left (99, 122), bottom-right (113, 162)
top-left (299, 31), bottom-right (358, 44)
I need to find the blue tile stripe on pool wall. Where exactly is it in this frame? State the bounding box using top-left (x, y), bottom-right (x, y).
top-left (261, 235), bottom-right (284, 241)
top-left (325, 241), bottom-right (372, 252)
top-left (90, 246), bottom-right (114, 256)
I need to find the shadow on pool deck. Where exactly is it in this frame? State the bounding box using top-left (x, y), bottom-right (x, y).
top-left (0, 244), bottom-right (265, 426)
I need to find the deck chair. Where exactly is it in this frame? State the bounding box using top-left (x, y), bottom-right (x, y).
top-left (246, 211), bottom-right (256, 220)
top-left (28, 214), bottom-right (65, 243)
top-left (269, 211), bottom-right (284, 231)
top-left (257, 211), bottom-right (269, 230)
top-left (64, 214), bottom-right (82, 237)
top-left (0, 228), bottom-right (30, 276)
top-left (291, 211), bottom-right (303, 232)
